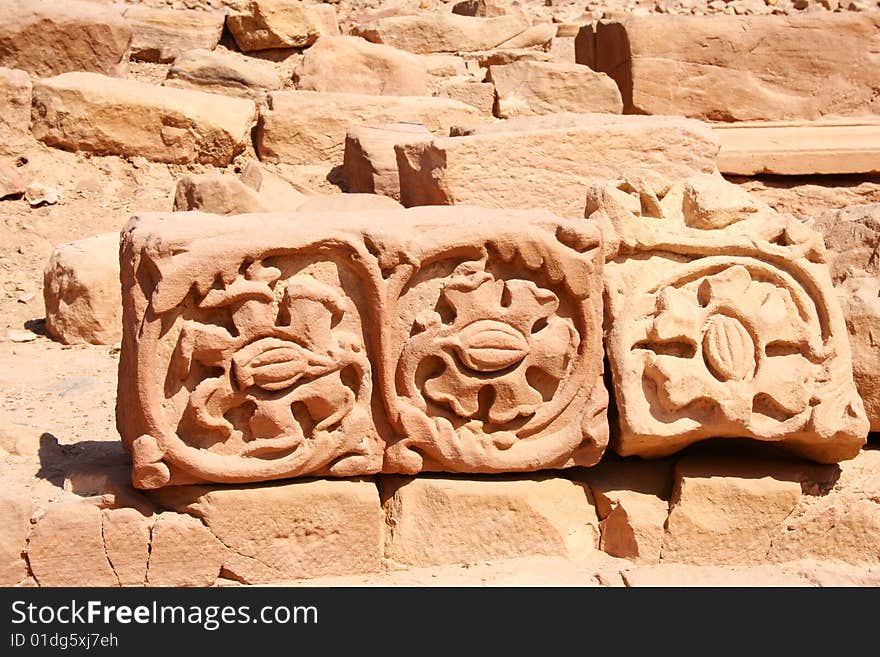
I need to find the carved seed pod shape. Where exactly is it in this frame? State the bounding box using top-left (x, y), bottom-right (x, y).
top-left (454, 320), bottom-right (529, 372)
top-left (702, 315), bottom-right (756, 382)
top-left (233, 338), bottom-right (307, 391)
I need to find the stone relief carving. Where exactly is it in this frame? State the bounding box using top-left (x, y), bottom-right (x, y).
top-left (118, 208), bottom-right (609, 488)
top-left (590, 173), bottom-right (868, 463)
top-left (383, 219), bottom-right (608, 474)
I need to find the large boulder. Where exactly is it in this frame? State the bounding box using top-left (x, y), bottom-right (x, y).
top-left (256, 90), bottom-right (480, 165)
top-left (810, 203), bottom-right (880, 431)
top-left (226, 0), bottom-right (339, 52)
top-left (0, 67), bottom-right (31, 157)
top-left (351, 12), bottom-right (530, 54)
top-left (488, 60), bottom-right (622, 118)
top-left (0, 0), bottom-right (131, 77)
top-left (123, 6), bottom-right (225, 64)
top-left (396, 113), bottom-right (719, 217)
top-left (43, 232), bottom-right (121, 346)
top-left (294, 36), bottom-right (430, 97)
top-left (32, 73), bottom-right (257, 165)
top-left (576, 14), bottom-right (880, 121)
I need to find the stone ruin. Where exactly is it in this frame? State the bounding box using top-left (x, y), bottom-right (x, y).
top-left (2, 0), bottom-right (880, 587)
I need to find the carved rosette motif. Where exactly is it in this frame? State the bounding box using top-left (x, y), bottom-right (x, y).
top-left (381, 220), bottom-right (608, 474)
top-left (592, 173), bottom-right (868, 463)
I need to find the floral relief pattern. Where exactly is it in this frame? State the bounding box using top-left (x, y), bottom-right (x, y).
top-left (174, 261), bottom-right (370, 461)
top-left (641, 264), bottom-right (817, 428)
top-left (402, 265), bottom-right (579, 430)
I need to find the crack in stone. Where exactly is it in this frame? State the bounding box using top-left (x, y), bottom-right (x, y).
top-left (100, 511), bottom-right (121, 587)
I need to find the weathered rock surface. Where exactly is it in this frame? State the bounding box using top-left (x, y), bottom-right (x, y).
top-left (382, 475), bottom-right (600, 566)
top-left (0, 0), bottom-right (131, 78)
top-left (437, 80), bottom-right (496, 114)
top-left (43, 232), bottom-right (122, 346)
top-left (715, 120), bottom-right (880, 176)
top-left (396, 113), bottom-right (718, 217)
top-left (351, 12), bottom-right (529, 54)
top-left (294, 36), bottom-right (430, 97)
top-left (296, 193), bottom-right (403, 212)
top-left (227, 0), bottom-right (339, 52)
top-left (662, 455), bottom-right (809, 565)
top-left (124, 6), bottom-right (225, 64)
top-left (0, 67), bottom-right (32, 157)
top-left (488, 60), bottom-right (622, 118)
top-left (152, 479), bottom-right (383, 583)
top-left (577, 14), bottom-right (880, 121)
top-left (421, 53), bottom-right (468, 78)
top-left (0, 492), bottom-right (31, 585)
top-left (32, 73), bottom-right (256, 165)
top-left (469, 48), bottom-right (553, 67)
top-left (257, 90), bottom-right (480, 164)
top-left (146, 512), bottom-right (226, 586)
top-left (770, 447), bottom-right (880, 564)
top-left (810, 203), bottom-right (880, 431)
top-left (28, 502), bottom-right (118, 586)
top-left (810, 203), bottom-right (880, 283)
top-left (166, 48), bottom-right (282, 98)
top-left (343, 122), bottom-right (433, 199)
top-left (495, 22), bottom-right (556, 50)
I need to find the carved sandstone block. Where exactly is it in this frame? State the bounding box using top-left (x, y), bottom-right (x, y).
top-left (590, 173), bottom-right (868, 463)
top-left (118, 207), bottom-right (608, 487)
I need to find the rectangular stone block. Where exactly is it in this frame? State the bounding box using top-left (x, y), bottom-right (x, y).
top-left (151, 478), bottom-right (383, 583)
top-left (31, 72), bottom-right (257, 166)
top-left (257, 90), bottom-right (481, 165)
top-left (124, 6), bottom-right (226, 64)
top-left (0, 66), bottom-right (31, 157)
top-left (118, 207), bottom-right (608, 487)
top-left (591, 173), bottom-right (868, 463)
top-left (342, 122), bottom-right (433, 201)
top-left (576, 14), bottom-right (880, 121)
top-left (396, 113), bottom-right (719, 218)
top-left (715, 120), bottom-right (880, 176)
top-left (381, 475), bottom-right (599, 567)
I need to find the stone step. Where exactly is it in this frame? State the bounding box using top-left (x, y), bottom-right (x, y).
top-left (714, 120), bottom-right (880, 176)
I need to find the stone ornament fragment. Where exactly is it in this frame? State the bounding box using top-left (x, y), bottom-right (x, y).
top-left (118, 207), bottom-right (608, 488)
top-left (590, 173), bottom-right (868, 463)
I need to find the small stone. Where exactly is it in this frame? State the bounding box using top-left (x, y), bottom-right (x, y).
top-left (0, 161), bottom-right (25, 199)
top-left (43, 232), bottom-right (121, 345)
top-left (24, 182), bottom-right (61, 206)
top-left (6, 330), bottom-right (36, 343)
